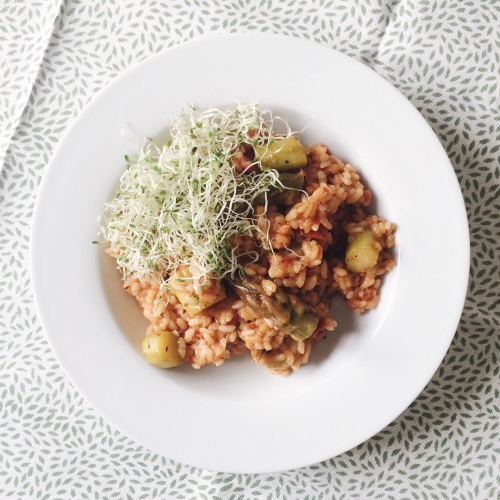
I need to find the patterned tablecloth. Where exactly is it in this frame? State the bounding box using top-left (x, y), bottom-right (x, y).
top-left (1, 1), bottom-right (499, 498)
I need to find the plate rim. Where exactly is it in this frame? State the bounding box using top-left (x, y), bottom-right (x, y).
top-left (30, 32), bottom-right (470, 473)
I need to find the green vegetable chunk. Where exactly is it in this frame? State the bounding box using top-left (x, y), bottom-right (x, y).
top-left (254, 136), bottom-right (307, 171)
top-left (290, 310), bottom-right (319, 340)
top-left (231, 276), bottom-right (319, 340)
top-left (345, 231), bottom-right (380, 273)
top-left (254, 172), bottom-right (305, 205)
top-left (141, 331), bottom-right (183, 369)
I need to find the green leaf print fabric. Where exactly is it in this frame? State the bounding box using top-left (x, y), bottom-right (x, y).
top-left (1, 1), bottom-right (498, 498)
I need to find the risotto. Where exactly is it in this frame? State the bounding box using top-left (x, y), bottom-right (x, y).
top-left (101, 104), bottom-right (396, 375)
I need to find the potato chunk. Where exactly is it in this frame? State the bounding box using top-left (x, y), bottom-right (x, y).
top-left (345, 231), bottom-right (380, 273)
top-left (169, 265), bottom-right (226, 317)
top-left (254, 136), bottom-right (307, 171)
top-left (142, 331), bottom-right (183, 369)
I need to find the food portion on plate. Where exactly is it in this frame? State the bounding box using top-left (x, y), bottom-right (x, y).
top-left (100, 103), bottom-right (396, 375)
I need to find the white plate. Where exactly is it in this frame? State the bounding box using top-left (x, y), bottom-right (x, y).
top-left (31, 33), bottom-right (469, 473)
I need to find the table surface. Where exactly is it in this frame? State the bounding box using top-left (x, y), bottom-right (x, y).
top-left (1, 1), bottom-right (499, 498)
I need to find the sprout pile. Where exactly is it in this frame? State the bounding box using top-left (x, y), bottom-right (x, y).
top-left (101, 103), bottom-right (289, 286)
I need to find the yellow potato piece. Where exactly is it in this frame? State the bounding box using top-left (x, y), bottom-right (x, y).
top-left (141, 331), bottom-right (183, 369)
top-left (254, 136), bottom-right (307, 171)
top-left (345, 231), bottom-right (380, 273)
top-left (182, 287), bottom-right (226, 317)
top-left (169, 266), bottom-right (226, 317)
